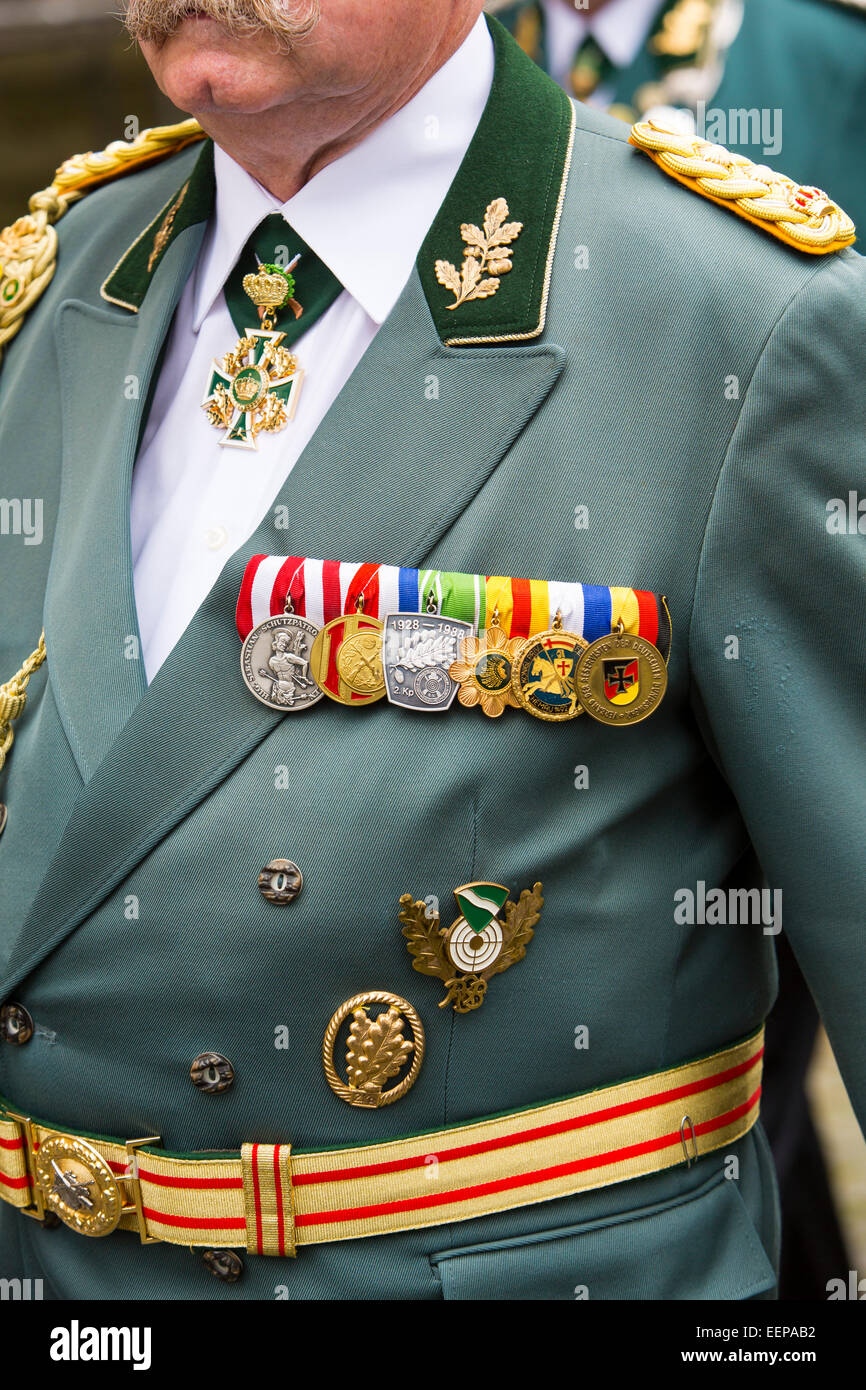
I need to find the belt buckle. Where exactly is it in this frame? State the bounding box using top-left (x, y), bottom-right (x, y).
top-left (4, 1107), bottom-right (161, 1243)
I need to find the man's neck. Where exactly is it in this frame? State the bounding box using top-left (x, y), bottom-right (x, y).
top-left (193, 11), bottom-right (482, 204)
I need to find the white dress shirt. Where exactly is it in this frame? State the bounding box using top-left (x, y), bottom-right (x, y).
top-left (542, 0), bottom-right (662, 102)
top-left (131, 15), bottom-right (494, 680)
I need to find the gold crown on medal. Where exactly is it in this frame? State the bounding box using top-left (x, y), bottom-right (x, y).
top-left (242, 269), bottom-right (292, 311)
top-left (233, 375), bottom-right (262, 403)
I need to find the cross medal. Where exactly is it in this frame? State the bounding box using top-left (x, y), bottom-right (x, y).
top-left (202, 256), bottom-right (305, 450)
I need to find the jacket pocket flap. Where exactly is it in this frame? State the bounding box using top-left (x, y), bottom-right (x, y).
top-left (431, 1173), bottom-right (776, 1300)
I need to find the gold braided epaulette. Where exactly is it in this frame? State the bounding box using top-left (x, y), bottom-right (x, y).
top-left (629, 118), bottom-right (856, 255)
top-left (0, 633), bottom-right (46, 778)
top-left (0, 118), bottom-right (205, 366)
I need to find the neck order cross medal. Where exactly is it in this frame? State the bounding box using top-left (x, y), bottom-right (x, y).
top-left (202, 258), bottom-right (304, 450)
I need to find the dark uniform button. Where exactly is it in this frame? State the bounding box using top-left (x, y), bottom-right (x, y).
top-left (258, 859), bottom-right (303, 904)
top-left (203, 1249), bottom-right (244, 1282)
top-left (0, 1002), bottom-right (34, 1046)
top-left (190, 1052), bottom-right (234, 1093)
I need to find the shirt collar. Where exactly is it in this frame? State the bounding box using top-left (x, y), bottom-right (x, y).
top-left (542, 0), bottom-right (662, 72)
top-left (593, 0), bottom-right (663, 67)
top-left (193, 13), bottom-right (494, 332)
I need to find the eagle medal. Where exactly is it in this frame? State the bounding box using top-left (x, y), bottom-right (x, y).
top-left (399, 880), bottom-right (544, 1013)
top-left (575, 628), bottom-right (667, 725)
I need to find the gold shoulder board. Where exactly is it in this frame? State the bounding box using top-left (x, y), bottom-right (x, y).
top-left (629, 118), bottom-right (856, 254)
top-left (0, 119), bottom-right (205, 366)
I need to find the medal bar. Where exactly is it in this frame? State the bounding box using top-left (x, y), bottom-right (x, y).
top-left (236, 556), bottom-right (670, 724)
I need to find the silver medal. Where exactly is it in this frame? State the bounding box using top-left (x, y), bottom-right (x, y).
top-left (383, 613), bottom-right (473, 712)
top-left (240, 615), bottom-right (324, 711)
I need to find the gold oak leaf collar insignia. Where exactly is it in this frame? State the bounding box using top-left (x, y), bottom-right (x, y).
top-left (148, 182), bottom-right (189, 273)
top-left (417, 17), bottom-right (575, 345)
top-left (399, 881), bottom-right (544, 1013)
top-left (435, 197), bottom-right (523, 310)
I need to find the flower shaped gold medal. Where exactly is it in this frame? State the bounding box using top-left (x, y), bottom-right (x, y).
top-left (448, 610), bottom-right (523, 718)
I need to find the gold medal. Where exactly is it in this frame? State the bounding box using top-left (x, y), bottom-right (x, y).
top-left (202, 256), bottom-right (304, 449)
top-left (322, 991), bottom-right (425, 1107)
top-left (448, 611), bottom-right (523, 718)
top-left (575, 625), bottom-right (667, 725)
top-left (510, 612), bottom-right (588, 721)
top-left (309, 611), bottom-right (385, 706)
top-left (336, 628), bottom-right (385, 696)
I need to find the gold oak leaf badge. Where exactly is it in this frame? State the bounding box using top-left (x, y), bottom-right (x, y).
top-left (322, 991), bottom-right (425, 1108)
top-left (435, 198), bottom-right (523, 310)
top-left (399, 881), bottom-right (543, 1013)
top-left (345, 1004), bottom-right (415, 1105)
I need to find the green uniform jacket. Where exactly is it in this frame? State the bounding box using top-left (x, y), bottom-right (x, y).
top-left (496, 0), bottom-right (866, 227)
top-left (1, 18), bottom-right (864, 1299)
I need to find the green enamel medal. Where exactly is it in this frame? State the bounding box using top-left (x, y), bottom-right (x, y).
top-left (202, 258), bottom-right (304, 451)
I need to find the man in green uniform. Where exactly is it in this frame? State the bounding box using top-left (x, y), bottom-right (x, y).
top-left (493, 0), bottom-right (866, 227)
top-left (0, 0), bottom-right (863, 1299)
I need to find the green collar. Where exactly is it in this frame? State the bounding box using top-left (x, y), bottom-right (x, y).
top-left (418, 15), bottom-right (575, 345)
top-left (101, 140), bottom-right (215, 312)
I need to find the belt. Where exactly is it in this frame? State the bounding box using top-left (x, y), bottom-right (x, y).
top-left (0, 1028), bottom-right (763, 1256)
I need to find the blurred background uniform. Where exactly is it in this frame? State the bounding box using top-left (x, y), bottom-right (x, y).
top-left (0, 0), bottom-right (181, 227)
top-left (711, 0), bottom-right (866, 226)
top-left (491, 0), bottom-right (866, 1298)
top-left (1, 0), bottom-right (864, 1299)
top-left (492, 0), bottom-right (746, 122)
top-left (491, 0), bottom-right (866, 227)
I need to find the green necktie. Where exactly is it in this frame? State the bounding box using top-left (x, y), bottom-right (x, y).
top-left (223, 212), bottom-right (343, 344)
top-left (203, 214), bottom-right (344, 451)
top-left (570, 35), bottom-right (613, 102)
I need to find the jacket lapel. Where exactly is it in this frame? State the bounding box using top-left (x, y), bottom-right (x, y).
top-left (46, 231), bottom-right (205, 781)
top-left (45, 140), bottom-right (216, 781)
top-left (3, 19), bottom-right (575, 991)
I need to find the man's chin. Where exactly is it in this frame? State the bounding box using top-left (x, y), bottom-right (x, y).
top-left (141, 22), bottom-right (297, 116)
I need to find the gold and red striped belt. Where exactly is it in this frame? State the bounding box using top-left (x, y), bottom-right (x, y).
top-left (0, 1028), bottom-right (763, 1256)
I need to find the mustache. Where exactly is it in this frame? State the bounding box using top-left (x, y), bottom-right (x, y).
top-left (123, 0), bottom-right (321, 51)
